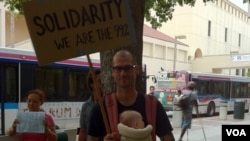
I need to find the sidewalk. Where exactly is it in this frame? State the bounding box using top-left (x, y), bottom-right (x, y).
top-left (158, 112), bottom-right (250, 141)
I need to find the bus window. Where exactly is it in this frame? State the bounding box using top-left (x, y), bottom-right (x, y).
top-left (240, 83), bottom-right (248, 98)
top-left (34, 67), bottom-right (64, 101)
top-left (248, 83), bottom-right (250, 97)
top-left (197, 81), bottom-right (205, 94)
top-left (208, 81), bottom-right (214, 94)
top-left (68, 70), bottom-right (90, 101)
top-left (195, 80), bottom-right (209, 95)
top-left (231, 82), bottom-right (235, 98)
top-left (224, 82), bottom-right (230, 98)
top-left (231, 82), bottom-right (241, 98)
top-left (243, 83), bottom-right (249, 97)
top-left (213, 81), bottom-right (224, 95)
top-left (5, 66), bottom-right (18, 102)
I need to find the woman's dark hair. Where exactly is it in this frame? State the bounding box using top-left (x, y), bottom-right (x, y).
top-left (177, 89), bottom-right (182, 94)
top-left (86, 69), bottom-right (101, 92)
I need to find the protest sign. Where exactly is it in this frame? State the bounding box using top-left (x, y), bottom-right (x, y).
top-left (22, 0), bottom-right (136, 66)
top-left (16, 112), bottom-right (45, 133)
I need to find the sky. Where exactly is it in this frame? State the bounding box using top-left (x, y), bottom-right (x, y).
top-left (229, 0), bottom-right (249, 12)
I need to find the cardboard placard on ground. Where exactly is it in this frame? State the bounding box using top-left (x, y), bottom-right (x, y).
top-left (22, 0), bottom-right (136, 66)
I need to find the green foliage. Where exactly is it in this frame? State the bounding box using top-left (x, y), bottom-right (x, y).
top-left (0, 0), bottom-right (28, 14)
top-left (145, 0), bottom-right (250, 28)
top-left (0, 0), bottom-right (249, 28)
top-left (145, 0), bottom-right (197, 28)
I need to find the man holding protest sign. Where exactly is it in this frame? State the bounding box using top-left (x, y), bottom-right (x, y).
top-left (87, 50), bottom-right (175, 141)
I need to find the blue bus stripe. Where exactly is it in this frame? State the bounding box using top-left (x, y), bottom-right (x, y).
top-left (0, 103), bottom-right (18, 109)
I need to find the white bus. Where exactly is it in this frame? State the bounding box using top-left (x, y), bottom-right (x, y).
top-left (154, 70), bottom-right (250, 116)
top-left (0, 47), bottom-right (100, 134)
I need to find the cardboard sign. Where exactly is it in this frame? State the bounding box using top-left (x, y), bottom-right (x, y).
top-left (22, 0), bottom-right (136, 66)
top-left (16, 112), bottom-right (45, 133)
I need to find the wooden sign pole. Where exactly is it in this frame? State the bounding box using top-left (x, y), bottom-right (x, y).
top-left (86, 54), bottom-right (111, 133)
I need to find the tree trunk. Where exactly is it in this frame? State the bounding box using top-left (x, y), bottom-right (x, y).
top-left (100, 0), bottom-right (146, 95)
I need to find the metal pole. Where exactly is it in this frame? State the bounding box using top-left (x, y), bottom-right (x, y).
top-left (173, 35), bottom-right (186, 71)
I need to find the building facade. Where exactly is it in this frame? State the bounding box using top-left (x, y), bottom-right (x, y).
top-left (158, 0), bottom-right (250, 75)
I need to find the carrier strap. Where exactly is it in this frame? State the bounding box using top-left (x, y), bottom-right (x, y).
top-left (145, 95), bottom-right (157, 141)
top-left (105, 93), bottom-right (157, 141)
top-left (105, 93), bottom-right (120, 141)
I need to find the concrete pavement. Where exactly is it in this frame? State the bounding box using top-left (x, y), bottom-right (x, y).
top-left (2, 112), bottom-right (249, 141)
top-left (162, 112), bottom-right (250, 141)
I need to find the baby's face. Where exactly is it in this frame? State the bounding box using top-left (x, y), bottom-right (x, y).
top-left (135, 120), bottom-right (145, 129)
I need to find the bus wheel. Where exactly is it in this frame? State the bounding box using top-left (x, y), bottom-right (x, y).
top-left (207, 102), bottom-right (215, 116)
